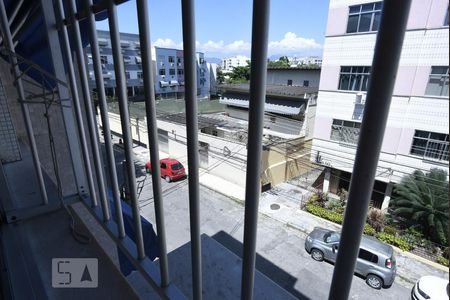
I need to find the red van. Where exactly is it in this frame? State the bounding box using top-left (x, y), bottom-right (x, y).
top-left (145, 158), bottom-right (186, 182)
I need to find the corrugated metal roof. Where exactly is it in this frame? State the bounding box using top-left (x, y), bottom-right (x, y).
top-left (219, 98), bottom-right (305, 116)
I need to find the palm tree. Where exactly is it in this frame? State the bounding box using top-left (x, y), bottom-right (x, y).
top-left (391, 168), bottom-right (449, 245)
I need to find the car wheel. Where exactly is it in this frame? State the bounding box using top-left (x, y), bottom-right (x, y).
top-left (165, 176), bottom-right (171, 183)
top-left (366, 274), bottom-right (383, 289)
top-left (311, 249), bottom-right (324, 261)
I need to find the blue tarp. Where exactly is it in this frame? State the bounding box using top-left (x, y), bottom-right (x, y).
top-left (108, 193), bottom-right (159, 276)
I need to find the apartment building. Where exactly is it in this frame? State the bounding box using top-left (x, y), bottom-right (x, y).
top-left (221, 55), bottom-right (250, 72)
top-left (86, 30), bottom-right (143, 98)
top-left (85, 32), bottom-right (210, 99)
top-left (289, 56), bottom-right (323, 67)
top-left (312, 0), bottom-right (449, 209)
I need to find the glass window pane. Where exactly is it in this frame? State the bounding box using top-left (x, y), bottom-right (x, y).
top-left (347, 15), bottom-right (359, 33)
top-left (415, 130), bottom-right (430, 138)
top-left (333, 119), bottom-right (343, 125)
top-left (374, 2), bottom-right (383, 10)
top-left (349, 5), bottom-right (360, 13)
top-left (372, 12), bottom-right (381, 31)
top-left (343, 121), bottom-right (353, 127)
top-left (442, 79), bottom-right (449, 96)
top-left (431, 66), bottom-right (448, 74)
top-left (359, 13), bottom-right (373, 32)
top-left (411, 138), bottom-right (426, 156)
top-left (350, 74), bottom-right (362, 91)
top-left (339, 74), bottom-right (350, 90)
top-left (341, 66), bottom-right (351, 73)
top-left (361, 3), bottom-right (374, 12)
top-left (425, 78), bottom-right (444, 96)
top-left (430, 132), bottom-right (446, 140)
top-left (361, 75), bottom-right (370, 91)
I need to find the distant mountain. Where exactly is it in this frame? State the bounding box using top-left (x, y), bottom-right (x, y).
top-left (205, 57), bottom-right (222, 64)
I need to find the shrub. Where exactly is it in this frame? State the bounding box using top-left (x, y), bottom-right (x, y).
top-left (377, 232), bottom-right (413, 251)
top-left (337, 188), bottom-right (348, 205)
top-left (401, 228), bottom-right (423, 246)
top-left (383, 225), bottom-right (397, 235)
top-left (364, 224), bottom-right (377, 236)
top-left (436, 256), bottom-right (449, 267)
top-left (305, 203), bottom-right (343, 224)
top-left (326, 198), bottom-right (343, 212)
top-left (367, 208), bottom-right (385, 232)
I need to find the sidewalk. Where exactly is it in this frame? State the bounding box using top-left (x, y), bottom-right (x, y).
top-left (259, 182), bottom-right (449, 287)
top-left (120, 137), bottom-right (448, 285)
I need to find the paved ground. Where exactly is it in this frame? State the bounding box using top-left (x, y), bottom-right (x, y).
top-left (104, 136), bottom-right (446, 299)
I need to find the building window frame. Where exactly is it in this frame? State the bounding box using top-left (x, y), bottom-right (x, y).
top-left (346, 2), bottom-right (382, 34)
top-left (425, 66), bottom-right (449, 97)
top-left (330, 119), bottom-right (361, 145)
top-left (178, 69), bottom-right (184, 75)
top-left (137, 71), bottom-right (143, 80)
top-left (410, 130), bottom-right (449, 161)
top-left (168, 56), bottom-right (175, 63)
top-left (169, 69), bottom-right (176, 76)
top-left (125, 71), bottom-right (130, 80)
top-left (159, 69), bottom-right (166, 76)
top-left (338, 66), bottom-right (371, 91)
top-left (100, 55), bottom-right (108, 65)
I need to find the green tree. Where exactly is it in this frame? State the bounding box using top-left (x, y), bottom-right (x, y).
top-left (228, 62), bottom-right (250, 83)
top-left (267, 56), bottom-right (290, 68)
top-left (391, 168), bottom-right (449, 245)
top-left (217, 68), bottom-right (225, 84)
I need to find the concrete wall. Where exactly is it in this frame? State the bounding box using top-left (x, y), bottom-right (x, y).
top-left (0, 58), bottom-right (77, 196)
top-left (266, 69), bottom-right (321, 87)
top-left (103, 111), bottom-right (248, 187)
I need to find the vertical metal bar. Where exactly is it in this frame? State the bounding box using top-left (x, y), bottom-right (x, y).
top-left (107, 0), bottom-right (145, 260)
top-left (66, 0), bottom-right (110, 222)
top-left (328, 1), bottom-right (412, 299)
top-left (240, 1), bottom-right (270, 299)
top-left (0, 0), bottom-right (48, 205)
top-left (181, 1), bottom-right (202, 298)
top-left (39, 0), bottom-right (88, 198)
top-left (54, 0), bottom-right (98, 207)
top-left (136, 0), bottom-right (170, 286)
top-left (84, 0), bottom-right (125, 235)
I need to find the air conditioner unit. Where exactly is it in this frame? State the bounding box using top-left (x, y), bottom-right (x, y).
top-left (355, 92), bottom-right (366, 104)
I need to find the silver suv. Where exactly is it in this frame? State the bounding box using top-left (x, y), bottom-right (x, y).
top-left (305, 227), bottom-right (396, 289)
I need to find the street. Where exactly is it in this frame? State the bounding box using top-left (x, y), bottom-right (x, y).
top-left (103, 140), bottom-right (412, 299)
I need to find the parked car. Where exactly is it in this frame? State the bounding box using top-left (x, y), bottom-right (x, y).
top-left (411, 275), bottom-right (449, 300)
top-left (305, 227), bottom-right (396, 289)
top-left (145, 158), bottom-right (186, 182)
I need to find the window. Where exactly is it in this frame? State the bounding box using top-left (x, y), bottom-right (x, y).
top-left (324, 232), bottom-right (340, 243)
top-left (161, 163), bottom-right (166, 169)
top-left (338, 66), bottom-right (371, 91)
top-left (287, 79), bottom-right (293, 86)
top-left (410, 130), bottom-right (449, 161)
top-left (358, 249), bottom-right (378, 263)
top-left (169, 69), bottom-right (176, 76)
top-left (137, 72), bottom-right (143, 79)
top-left (168, 56), bottom-right (175, 63)
top-left (158, 55), bottom-right (165, 65)
top-left (159, 69), bottom-right (166, 76)
top-left (347, 2), bottom-right (382, 33)
top-left (100, 55), bottom-right (108, 65)
top-left (425, 66), bottom-right (449, 97)
top-left (125, 71), bottom-right (130, 79)
top-left (330, 119), bottom-right (361, 145)
top-left (178, 69), bottom-right (184, 75)
top-left (445, 6), bottom-right (449, 26)
top-left (303, 80), bottom-right (309, 87)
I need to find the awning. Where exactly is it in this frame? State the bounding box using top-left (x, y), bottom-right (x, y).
top-left (135, 56), bottom-right (142, 64)
top-left (169, 80), bottom-right (179, 86)
top-left (160, 81), bottom-right (170, 88)
top-left (120, 40), bottom-right (130, 47)
top-left (219, 97), bottom-right (305, 115)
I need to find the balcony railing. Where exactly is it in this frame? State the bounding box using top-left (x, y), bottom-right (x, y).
top-left (0, 0), bottom-right (413, 299)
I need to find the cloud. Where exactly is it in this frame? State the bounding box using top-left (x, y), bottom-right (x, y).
top-left (152, 32), bottom-right (321, 57)
top-left (153, 38), bottom-right (182, 49)
top-left (268, 32), bottom-right (322, 54)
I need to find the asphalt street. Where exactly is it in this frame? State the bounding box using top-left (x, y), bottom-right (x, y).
top-left (104, 141), bottom-right (411, 299)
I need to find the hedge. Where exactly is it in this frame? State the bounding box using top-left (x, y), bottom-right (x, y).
top-left (305, 203), bottom-right (343, 224)
top-left (436, 256), bottom-right (449, 267)
top-left (305, 203), bottom-right (410, 250)
top-left (377, 232), bottom-right (413, 251)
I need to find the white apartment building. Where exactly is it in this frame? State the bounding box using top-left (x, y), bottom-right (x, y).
top-left (312, 0), bottom-right (449, 209)
top-left (221, 55), bottom-right (250, 72)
